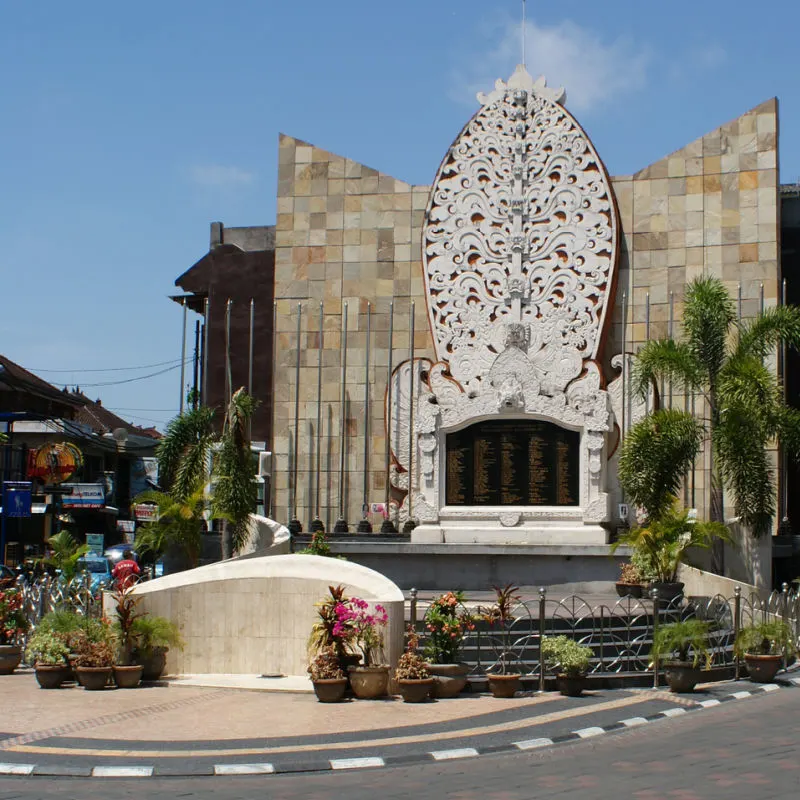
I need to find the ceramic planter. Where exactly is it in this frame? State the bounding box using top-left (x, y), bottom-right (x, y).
top-left (744, 653), bottom-right (782, 683)
top-left (556, 673), bottom-right (587, 697)
top-left (312, 678), bottom-right (348, 703)
top-left (615, 583), bottom-right (643, 599)
top-left (650, 582), bottom-right (685, 604)
top-left (425, 662), bottom-right (470, 698)
top-left (34, 664), bottom-right (70, 689)
top-left (75, 666), bottom-right (113, 691)
top-left (663, 662), bottom-right (702, 693)
top-left (0, 645), bottom-right (22, 675)
top-left (136, 649), bottom-right (167, 681)
top-left (397, 678), bottom-right (435, 703)
top-left (114, 664), bottom-right (143, 689)
top-left (348, 665), bottom-right (389, 699)
top-left (487, 673), bottom-right (521, 698)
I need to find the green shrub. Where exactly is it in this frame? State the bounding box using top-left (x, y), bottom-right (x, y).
top-left (541, 635), bottom-right (592, 677)
top-left (651, 620), bottom-right (710, 667)
top-left (25, 629), bottom-right (69, 666)
top-left (735, 620), bottom-right (794, 657)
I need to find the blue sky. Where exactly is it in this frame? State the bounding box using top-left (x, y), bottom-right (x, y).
top-left (2, 0), bottom-right (799, 430)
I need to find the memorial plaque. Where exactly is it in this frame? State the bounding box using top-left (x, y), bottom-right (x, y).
top-left (445, 420), bottom-right (579, 506)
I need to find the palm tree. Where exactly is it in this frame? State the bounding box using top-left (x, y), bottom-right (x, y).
top-left (213, 388), bottom-right (259, 559)
top-left (155, 406), bottom-right (215, 501)
top-left (621, 276), bottom-right (800, 572)
top-left (43, 530), bottom-right (90, 580)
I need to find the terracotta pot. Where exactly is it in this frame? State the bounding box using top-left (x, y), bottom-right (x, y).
top-left (76, 666), bottom-right (113, 691)
top-left (556, 673), bottom-right (587, 697)
top-left (397, 678), bottom-right (435, 703)
top-left (136, 649), bottom-right (167, 681)
top-left (114, 664), bottom-right (143, 689)
top-left (425, 662), bottom-right (470, 698)
top-left (34, 664), bottom-right (70, 689)
top-left (0, 645), bottom-right (22, 675)
top-left (663, 662), bottom-right (702, 693)
top-left (487, 673), bottom-right (521, 698)
top-left (312, 678), bottom-right (348, 703)
top-left (348, 665), bottom-right (390, 699)
top-left (615, 583), bottom-right (643, 599)
top-left (744, 653), bottom-right (782, 683)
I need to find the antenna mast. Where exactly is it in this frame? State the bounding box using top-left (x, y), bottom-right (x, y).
top-left (522, 0), bottom-right (527, 67)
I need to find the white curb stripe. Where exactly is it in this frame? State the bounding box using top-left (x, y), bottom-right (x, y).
top-left (92, 766), bottom-right (153, 778)
top-left (0, 763), bottom-right (35, 775)
top-left (431, 748), bottom-right (479, 761)
top-left (699, 699), bottom-right (721, 708)
top-left (760, 684), bottom-right (780, 692)
top-left (513, 738), bottom-right (553, 750)
top-left (731, 691), bottom-right (751, 699)
top-left (661, 708), bottom-right (686, 717)
top-left (620, 716), bottom-right (649, 727)
top-left (330, 757), bottom-right (385, 770)
top-left (574, 727), bottom-right (605, 738)
top-left (788, 677), bottom-right (800, 686)
top-left (214, 763), bottom-right (275, 775)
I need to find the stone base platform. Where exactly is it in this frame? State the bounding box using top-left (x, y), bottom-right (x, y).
top-left (293, 535), bottom-right (630, 591)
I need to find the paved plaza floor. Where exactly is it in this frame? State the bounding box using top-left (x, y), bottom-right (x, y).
top-left (1, 668), bottom-right (797, 777)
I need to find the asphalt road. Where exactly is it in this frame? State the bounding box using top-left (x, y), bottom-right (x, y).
top-left (1, 685), bottom-right (798, 799)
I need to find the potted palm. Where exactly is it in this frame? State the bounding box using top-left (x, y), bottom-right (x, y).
top-left (735, 620), bottom-right (793, 683)
top-left (111, 589), bottom-right (144, 688)
top-left (25, 629), bottom-right (71, 689)
top-left (395, 627), bottom-right (434, 703)
top-left (482, 584), bottom-right (522, 698)
top-left (651, 619), bottom-right (710, 693)
top-left (0, 588), bottom-right (28, 674)
top-left (612, 499), bottom-right (731, 603)
top-left (541, 635), bottom-right (592, 697)
top-left (308, 648), bottom-right (347, 703)
top-left (130, 616), bottom-right (183, 681)
top-left (422, 591), bottom-right (475, 697)
top-left (308, 585), bottom-right (359, 670)
top-left (615, 562), bottom-right (645, 599)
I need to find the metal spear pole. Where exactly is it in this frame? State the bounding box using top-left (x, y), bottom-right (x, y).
top-left (404, 300), bottom-right (416, 532)
top-left (225, 298), bottom-right (233, 405)
top-left (357, 303), bottom-right (373, 532)
top-left (179, 299), bottom-right (187, 414)
top-left (334, 303), bottom-right (349, 533)
top-left (289, 303), bottom-right (303, 534)
top-left (311, 302), bottom-right (325, 532)
top-left (381, 301), bottom-right (397, 533)
top-left (248, 298), bottom-right (255, 395)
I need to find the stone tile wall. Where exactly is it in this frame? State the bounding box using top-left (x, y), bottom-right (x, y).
top-left (273, 135), bottom-right (434, 530)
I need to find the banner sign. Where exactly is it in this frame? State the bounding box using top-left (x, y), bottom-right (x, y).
top-left (132, 504), bottom-right (158, 522)
top-left (2, 482), bottom-right (32, 518)
top-left (116, 520), bottom-right (136, 534)
top-left (61, 483), bottom-right (105, 509)
top-left (85, 534), bottom-right (105, 555)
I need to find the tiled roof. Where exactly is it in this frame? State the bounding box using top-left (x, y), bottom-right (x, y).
top-left (71, 392), bottom-right (162, 440)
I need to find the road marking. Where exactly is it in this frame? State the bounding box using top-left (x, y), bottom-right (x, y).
top-left (698, 699), bottom-right (720, 708)
top-left (0, 763), bottom-right (35, 775)
top-left (330, 757), bottom-right (384, 770)
top-left (574, 727), bottom-right (605, 738)
top-left (92, 766), bottom-right (153, 778)
top-left (760, 684), bottom-right (780, 692)
top-left (661, 708), bottom-right (686, 717)
top-left (513, 738), bottom-right (553, 750)
top-left (214, 763), bottom-right (275, 775)
top-left (731, 691), bottom-right (751, 699)
top-left (620, 717), bottom-right (649, 727)
top-left (431, 748), bottom-right (479, 761)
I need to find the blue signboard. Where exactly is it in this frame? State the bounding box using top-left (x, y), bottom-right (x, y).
top-left (2, 482), bottom-right (32, 518)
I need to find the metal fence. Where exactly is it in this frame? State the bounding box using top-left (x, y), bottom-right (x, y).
top-left (409, 584), bottom-right (800, 686)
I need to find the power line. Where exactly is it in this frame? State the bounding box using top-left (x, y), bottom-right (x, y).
top-left (29, 358), bottom-right (184, 374)
top-left (78, 363), bottom-right (185, 388)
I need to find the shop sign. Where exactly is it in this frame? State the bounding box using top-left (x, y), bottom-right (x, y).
top-left (61, 483), bottom-right (105, 509)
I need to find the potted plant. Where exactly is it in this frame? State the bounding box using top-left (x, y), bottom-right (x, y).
top-left (541, 635), bottom-right (593, 697)
top-left (308, 647), bottom-right (348, 703)
top-left (111, 589), bottom-right (144, 688)
top-left (0, 588), bottom-right (29, 674)
top-left (612, 499), bottom-right (732, 603)
top-left (615, 562), bottom-right (645, 599)
top-left (422, 591), bottom-right (475, 698)
top-left (651, 619), bottom-right (710, 693)
top-left (71, 625), bottom-right (115, 690)
top-left (308, 585), bottom-right (360, 669)
top-left (482, 584), bottom-right (522, 698)
top-left (25, 629), bottom-right (71, 689)
top-left (339, 597), bottom-right (390, 699)
top-left (395, 627), bottom-right (434, 703)
top-left (735, 620), bottom-right (793, 683)
top-left (130, 615), bottom-right (183, 681)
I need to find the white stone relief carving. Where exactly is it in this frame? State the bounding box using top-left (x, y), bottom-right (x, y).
top-left (499, 511), bottom-right (521, 528)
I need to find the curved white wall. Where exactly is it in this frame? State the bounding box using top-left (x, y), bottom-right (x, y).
top-left (132, 554), bottom-right (404, 677)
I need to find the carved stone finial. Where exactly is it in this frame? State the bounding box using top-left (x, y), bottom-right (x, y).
top-left (476, 64), bottom-right (566, 107)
